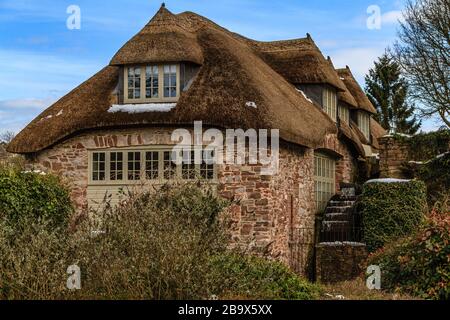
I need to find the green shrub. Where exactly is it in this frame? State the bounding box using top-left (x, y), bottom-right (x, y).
top-left (416, 153), bottom-right (450, 208)
top-left (0, 183), bottom-right (318, 300)
top-left (359, 180), bottom-right (427, 252)
top-left (368, 212), bottom-right (450, 300)
top-left (0, 168), bottom-right (73, 228)
top-left (208, 253), bottom-right (321, 300)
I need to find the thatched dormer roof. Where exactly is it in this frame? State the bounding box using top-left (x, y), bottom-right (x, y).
top-left (336, 67), bottom-right (377, 114)
top-left (8, 5), bottom-right (366, 154)
top-left (110, 6), bottom-right (203, 66)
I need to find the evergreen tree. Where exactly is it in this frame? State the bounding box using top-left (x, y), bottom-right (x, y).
top-left (365, 53), bottom-right (421, 134)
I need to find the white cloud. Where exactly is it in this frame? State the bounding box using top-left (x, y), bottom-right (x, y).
top-left (0, 98), bottom-right (55, 109)
top-left (381, 10), bottom-right (405, 25)
top-left (330, 47), bottom-right (385, 83)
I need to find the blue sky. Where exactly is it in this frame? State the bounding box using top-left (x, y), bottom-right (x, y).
top-left (0, 0), bottom-right (441, 133)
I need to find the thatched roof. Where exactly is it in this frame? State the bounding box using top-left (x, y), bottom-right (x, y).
top-left (110, 6), bottom-right (203, 66)
top-left (338, 121), bottom-right (366, 156)
top-left (370, 118), bottom-right (388, 150)
top-left (247, 38), bottom-right (347, 91)
top-left (9, 6), bottom-right (342, 154)
top-left (336, 67), bottom-right (376, 114)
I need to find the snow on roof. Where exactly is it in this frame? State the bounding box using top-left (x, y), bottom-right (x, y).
top-left (108, 103), bottom-right (177, 114)
top-left (245, 101), bottom-right (257, 108)
top-left (296, 89), bottom-right (313, 104)
top-left (365, 178), bottom-right (411, 184)
top-left (318, 242), bottom-right (366, 247)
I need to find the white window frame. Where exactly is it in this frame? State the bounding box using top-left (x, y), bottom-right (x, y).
top-left (314, 152), bottom-right (336, 213)
top-left (323, 87), bottom-right (337, 122)
top-left (358, 111), bottom-right (371, 140)
top-left (124, 64), bottom-right (180, 104)
top-left (88, 146), bottom-right (218, 186)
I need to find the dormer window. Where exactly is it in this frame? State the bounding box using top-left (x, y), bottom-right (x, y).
top-left (323, 88), bottom-right (337, 122)
top-left (124, 64), bottom-right (180, 103)
top-left (358, 111), bottom-right (371, 140)
top-left (338, 104), bottom-right (350, 124)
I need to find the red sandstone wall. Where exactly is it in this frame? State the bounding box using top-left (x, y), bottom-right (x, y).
top-left (27, 128), bottom-right (358, 275)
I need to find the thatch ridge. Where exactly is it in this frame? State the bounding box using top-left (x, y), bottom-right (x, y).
top-left (336, 67), bottom-right (377, 114)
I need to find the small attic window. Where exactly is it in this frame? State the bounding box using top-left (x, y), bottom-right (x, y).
top-left (358, 111), bottom-right (371, 140)
top-left (322, 88), bottom-right (337, 122)
top-left (124, 64), bottom-right (180, 103)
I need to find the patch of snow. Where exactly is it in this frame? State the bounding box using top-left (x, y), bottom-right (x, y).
top-left (296, 89), bottom-right (313, 103)
top-left (245, 101), bottom-right (257, 109)
top-left (340, 77), bottom-right (345, 80)
top-left (108, 103), bottom-right (177, 114)
top-left (436, 152), bottom-right (449, 159)
top-left (382, 133), bottom-right (412, 138)
top-left (319, 242), bottom-right (366, 247)
top-left (23, 169), bottom-right (47, 176)
top-left (365, 178), bottom-right (411, 184)
top-left (56, 109), bottom-right (63, 117)
top-left (408, 161), bottom-right (424, 165)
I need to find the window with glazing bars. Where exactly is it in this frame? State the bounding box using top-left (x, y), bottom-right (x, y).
top-left (92, 152), bottom-right (106, 181)
top-left (323, 88), bottom-right (337, 121)
top-left (145, 66), bottom-right (159, 99)
top-left (314, 153), bottom-right (336, 213)
top-left (127, 67), bottom-right (141, 99)
top-left (145, 151), bottom-right (159, 180)
top-left (110, 152), bottom-right (123, 181)
top-left (164, 65), bottom-right (177, 98)
top-left (127, 152), bottom-right (141, 181)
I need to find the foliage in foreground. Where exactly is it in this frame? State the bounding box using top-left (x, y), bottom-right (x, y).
top-left (0, 182), bottom-right (319, 300)
top-left (0, 167), bottom-right (72, 228)
top-left (359, 180), bottom-right (427, 252)
top-left (368, 212), bottom-right (450, 300)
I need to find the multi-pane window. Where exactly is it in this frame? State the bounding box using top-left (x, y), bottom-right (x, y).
top-left (164, 65), bottom-right (177, 98)
top-left (128, 152), bottom-right (141, 181)
top-left (145, 151), bottom-right (159, 180)
top-left (323, 88), bottom-right (337, 122)
top-left (182, 151), bottom-right (196, 180)
top-left (90, 148), bottom-right (216, 184)
top-left (339, 105), bottom-right (350, 124)
top-left (163, 151), bottom-right (177, 180)
top-left (92, 152), bottom-right (106, 181)
top-left (125, 64), bottom-right (178, 102)
top-left (127, 67), bottom-right (141, 100)
top-left (110, 152), bottom-right (123, 181)
top-left (358, 112), bottom-right (371, 140)
top-left (145, 66), bottom-right (159, 99)
top-left (314, 153), bottom-right (336, 213)
top-left (201, 150), bottom-right (215, 180)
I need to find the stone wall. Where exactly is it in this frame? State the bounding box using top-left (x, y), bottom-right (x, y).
top-left (316, 242), bottom-right (368, 283)
top-left (26, 127), bottom-right (358, 276)
top-left (378, 136), bottom-right (410, 179)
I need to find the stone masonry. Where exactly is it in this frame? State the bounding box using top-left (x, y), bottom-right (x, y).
top-left (26, 127), bottom-right (358, 275)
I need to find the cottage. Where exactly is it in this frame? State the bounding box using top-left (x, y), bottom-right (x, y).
top-left (8, 5), bottom-right (386, 274)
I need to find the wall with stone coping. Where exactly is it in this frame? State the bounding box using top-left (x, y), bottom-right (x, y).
top-left (316, 242), bottom-right (368, 283)
top-left (27, 127), bottom-right (358, 275)
top-left (378, 136), bottom-right (410, 179)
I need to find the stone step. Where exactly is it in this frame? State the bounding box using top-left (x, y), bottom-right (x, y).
top-left (326, 206), bottom-right (352, 214)
top-left (323, 212), bottom-right (351, 221)
top-left (321, 220), bottom-right (350, 232)
top-left (329, 200), bottom-right (356, 207)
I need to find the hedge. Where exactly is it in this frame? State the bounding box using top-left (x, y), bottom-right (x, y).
top-left (359, 180), bottom-right (427, 252)
top-left (0, 169), bottom-right (73, 228)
